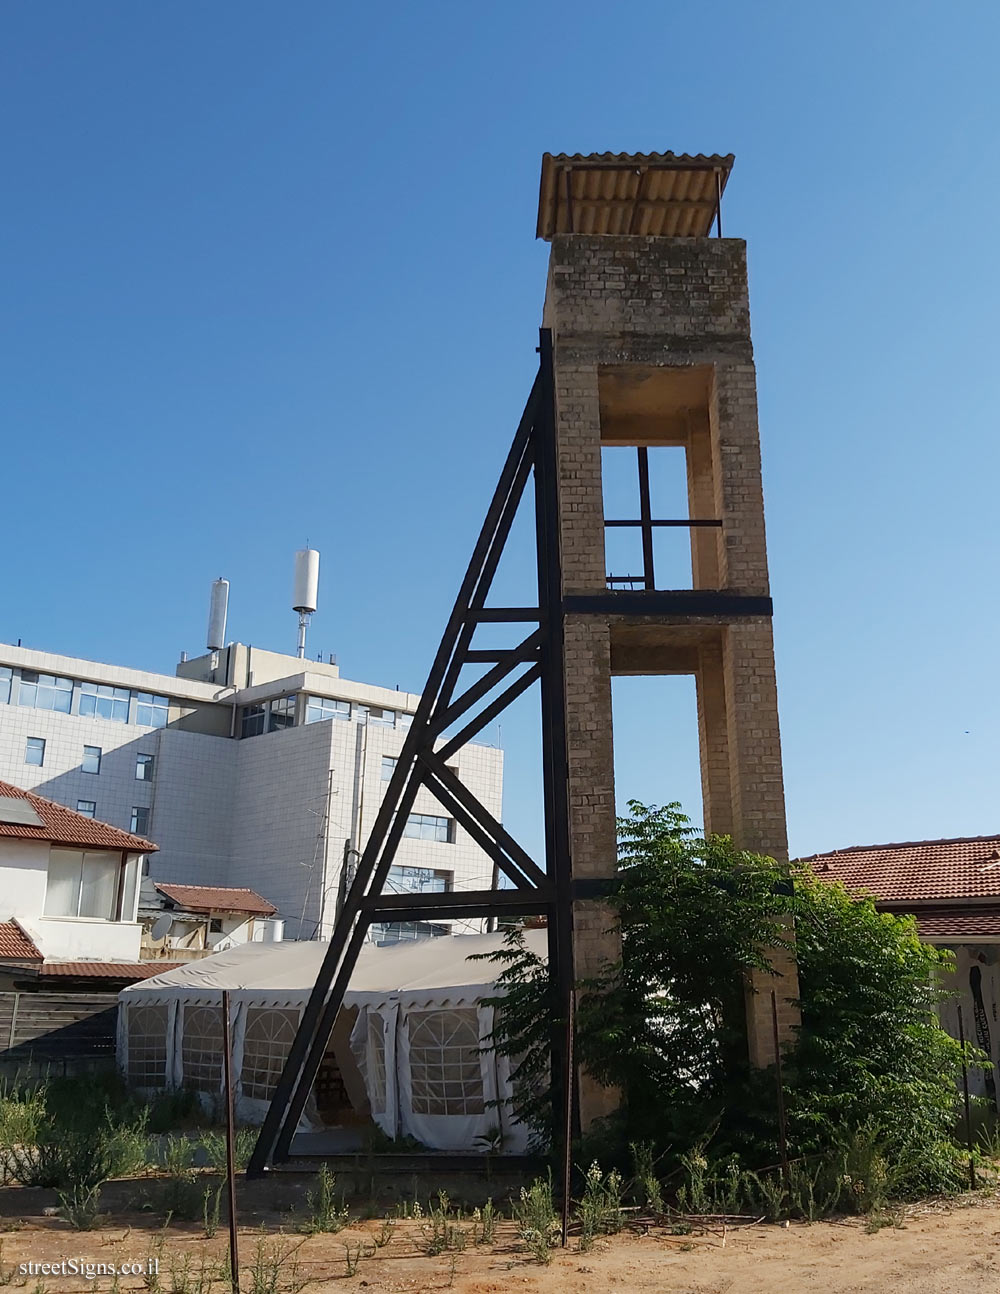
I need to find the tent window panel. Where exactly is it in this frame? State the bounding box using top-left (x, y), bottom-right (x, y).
top-left (367, 1014), bottom-right (387, 1114)
top-left (181, 1005), bottom-right (223, 1093)
top-left (407, 1009), bottom-right (484, 1116)
top-left (127, 1004), bottom-right (168, 1086)
top-left (243, 1008), bottom-right (299, 1102)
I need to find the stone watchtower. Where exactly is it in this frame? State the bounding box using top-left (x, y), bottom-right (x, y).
top-left (537, 152), bottom-right (799, 1115)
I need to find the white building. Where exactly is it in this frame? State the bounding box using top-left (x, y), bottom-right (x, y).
top-left (0, 637), bottom-right (504, 942)
top-left (0, 780), bottom-right (151, 966)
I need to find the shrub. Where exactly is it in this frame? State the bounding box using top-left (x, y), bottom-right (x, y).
top-left (482, 799), bottom-right (978, 1207)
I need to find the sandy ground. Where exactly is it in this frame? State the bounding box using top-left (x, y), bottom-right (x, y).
top-left (0, 1182), bottom-right (995, 1293)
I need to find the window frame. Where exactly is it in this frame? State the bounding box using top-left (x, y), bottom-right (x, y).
top-left (24, 736), bottom-right (45, 767)
top-left (18, 670), bottom-right (73, 713)
top-left (403, 813), bottom-right (454, 844)
top-left (135, 753), bottom-right (154, 782)
top-left (82, 745), bottom-right (102, 775)
top-left (79, 681), bottom-right (130, 722)
top-left (135, 693), bottom-right (169, 728)
top-left (130, 806), bottom-right (151, 837)
top-left (76, 800), bottom-right (97, 819)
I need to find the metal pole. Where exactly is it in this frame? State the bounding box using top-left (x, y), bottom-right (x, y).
top-left (770, 991), bottom-right (790, 1185)
top-left (957, 1004), bottom-right (977, 1190)
top-left (221, 990), bottom-right (240, 1294)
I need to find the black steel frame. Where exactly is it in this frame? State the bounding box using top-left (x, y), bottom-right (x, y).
top-left (247, 329), bottom-right (576, 1208)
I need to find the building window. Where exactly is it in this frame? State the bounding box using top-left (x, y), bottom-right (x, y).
top-left (209, 917), bottom-right (223, 934)
top-left (368, 707), bottom-right (395, 727)
top-left (18, 671), bottom-right (72, 713)
top-left (0, 668), bottom-right (10, 705)
top-left (407, 1009), bottom-right (485, 1115)
top-left (24, 737), bottom-right (45, 767)
top-left (305, 696), bottom-right (350, 724)
top-left (403, 813), bottom-right (453, 843)
top-left (381, 756), bottom-right (397, 782)
top-left (76, 800), bottom-right (97, 819)
top-left (82, 745), bottom-right (102, 775)
top-left (135, 693), bottom-right (169, 727)
top-left (397, 712), bottom-right (413, 730)
top-left (386, 864), bottom-right (450, 895)
top-left (267, 695), bottom-right (296, 732)
top-left (44, 848), bottom-right (122, 919)
top-left (135, 753), bottom-right (154, 781)
top-left (240, 704), bottom-right (266, 739)
top-left (131, 806), bottom-right (150, 836)
top-left (79, 681), bottom-right (130, 722)
top-left (371, 920), bottom-right (450, 946)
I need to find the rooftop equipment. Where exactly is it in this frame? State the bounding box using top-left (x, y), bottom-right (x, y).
top-left (206, 578), bottom-right (230, 652)
top-left (292, 549), bottom-right (320, 659)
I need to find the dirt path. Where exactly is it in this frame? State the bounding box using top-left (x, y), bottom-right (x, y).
top-left (0, 1196), bottom-right (998, 1293)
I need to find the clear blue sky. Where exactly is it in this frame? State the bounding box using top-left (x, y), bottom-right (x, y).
top-left (3, 1), bottom-right (998, 860)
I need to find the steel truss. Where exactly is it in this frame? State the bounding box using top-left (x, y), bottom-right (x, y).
top-left (248, 329), bottom-right (576, 1207)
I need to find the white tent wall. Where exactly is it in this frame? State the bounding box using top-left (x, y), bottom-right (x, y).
top-left (117, 931), bottom-right (545, 1152)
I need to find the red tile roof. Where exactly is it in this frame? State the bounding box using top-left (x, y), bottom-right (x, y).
top-left (0, 922), bottom-right (42, 962)
top-left (912, 908), bottom-right (1000, 939)
top-left (153, 883), bottom-right (276, 916)
top-left (39, 962), bottom-right (182, 979)
top-left (801, 835), bottom-right (1000, 904)
top-left (0, 782), bottom-right (157, 853)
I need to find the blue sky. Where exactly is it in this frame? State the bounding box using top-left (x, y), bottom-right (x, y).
top-left (2, 1), bottom-right (999, 860)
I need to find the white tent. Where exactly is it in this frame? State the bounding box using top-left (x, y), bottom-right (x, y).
top-left (117, 930), bottom-right (546, 1153)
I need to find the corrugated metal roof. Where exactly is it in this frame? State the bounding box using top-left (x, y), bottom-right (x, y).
top-left (537, 151), bottom-right (734, 240)
top-left (802, 834), bottom-right (1000, 903)
top-left (0, 782), bottom-right (157, 853)
top-left (153, 884), bottom-right (277, 916)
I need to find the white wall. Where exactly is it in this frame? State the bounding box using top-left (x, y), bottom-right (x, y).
top-left (0, 839), bottom-right (141, 961)
top-left (0, 838), bottom-right (50, 921)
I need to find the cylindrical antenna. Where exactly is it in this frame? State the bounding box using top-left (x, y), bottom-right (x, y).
top-left (207, 578), bottom-right (230, 652)
top-left (292, 549), bottom-right (320, 659)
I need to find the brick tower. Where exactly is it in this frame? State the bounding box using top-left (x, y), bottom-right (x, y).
top-left (537, 152), bottom-right (799, 1116)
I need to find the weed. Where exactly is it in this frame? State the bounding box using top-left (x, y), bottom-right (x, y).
top-left (343, 1241), bottom-right (373, 1276)
top-left (447, 1251), bottom-right (459, 1286)
top-left (58, 1183), bottom-right (105, 1230)
top-left (373, 1216), bottom-right (395, 1248)
top-left (0, 1240), bottom-right (13, 1286)
top-left (576, 1160), bottom-right (623, 1250)
top-left (474, 1199), bottom-right (498, 1244)
top-left (244, 1232), bottom-right (308, 1294)
top-left (301, 1165), bottom-right (349, 1234)
top-left (512, 1174), bottom-right (559, 1264)
top-left (200, 1129), bottom-right (257, 1175)
top-left (165, 1253), bottom-right (220, 1294)
top-left (629, 1141), bottom-right (663, 1214)
top-left (202, 1184), bottom-right (222, 1238)
top-left (419, 1193), bottom-right (468, 1256)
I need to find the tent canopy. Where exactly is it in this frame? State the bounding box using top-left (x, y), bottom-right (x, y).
top-left (119, 929), bottom-right (548, 1005)
top-left (116, 930), bottom-right (548, 1153)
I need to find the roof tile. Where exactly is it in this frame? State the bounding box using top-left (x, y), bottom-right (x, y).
top-left (0, 782), bottom-right (156, 853)
top-left (801, 835), bottom-right (1000, 904)
top-left (0, 923), bottom-right (42, 962)
top-left (39, 962), bottom-right (182, 979)
top-left (153, 883), bottom-right (276, 916)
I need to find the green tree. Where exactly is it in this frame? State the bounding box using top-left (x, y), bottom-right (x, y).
top-left (482, 801), bottom-right (973, 1192)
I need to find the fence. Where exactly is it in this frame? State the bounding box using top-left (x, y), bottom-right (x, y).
top-left (0, 992), bottom-right (118, 1079)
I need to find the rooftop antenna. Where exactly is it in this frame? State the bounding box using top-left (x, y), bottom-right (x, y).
top-left (292, 549), bottom-right (320, 659)
top-left (207, 578), bottom-right (230, 653)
